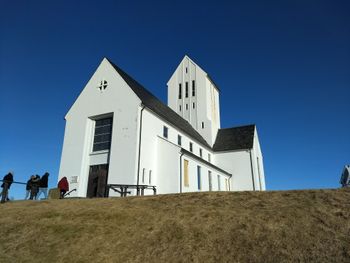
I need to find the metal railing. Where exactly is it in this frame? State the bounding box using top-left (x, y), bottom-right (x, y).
top-left (107, 184), bottom-right (157, 197)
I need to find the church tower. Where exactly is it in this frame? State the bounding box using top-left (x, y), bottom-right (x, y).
top-left (167, 55), bottom-right (221, 146)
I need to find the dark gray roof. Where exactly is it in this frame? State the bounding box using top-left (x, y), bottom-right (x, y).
top-left (107, 58), bottom-right (211, 148)
top-left (213, 125), bottom-right (255, 152)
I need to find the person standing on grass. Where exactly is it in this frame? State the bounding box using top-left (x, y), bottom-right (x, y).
top-left (1, 172), bottom-right (14, 203)
top-left (29, 175), bottom-right (40, 200)
top-left (25, 176), bottom-right (32, 200)
top-left (37, 172), bottom-right (49, 200)
top-left (58, 177), bottom-right (69, 199)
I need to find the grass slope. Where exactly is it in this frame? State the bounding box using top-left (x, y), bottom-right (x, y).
top-left (0, 189), bottom-right (350, 263)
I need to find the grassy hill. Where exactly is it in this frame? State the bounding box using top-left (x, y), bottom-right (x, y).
top-left (0, 188), bottom-right (349, 263)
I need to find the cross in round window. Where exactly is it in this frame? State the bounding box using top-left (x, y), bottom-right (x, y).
top-left (97, 80), bottom-right (108, 91)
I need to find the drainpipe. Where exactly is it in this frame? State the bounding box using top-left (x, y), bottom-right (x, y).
top-left (249, 149), bottom-right (256, 191)
top-left (179, 152), bottom-right (185, 193)
top-left (136, 105), bottom-right (146, 195)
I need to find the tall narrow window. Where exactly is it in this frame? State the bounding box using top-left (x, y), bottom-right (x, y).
top-left (192, 103), bottom-right (195, 109)
top-left (192, 80), bottom-right (195, 96)
top-left (185, 67), bottom-right (188, 73)
top-left (93, 117), bottom-right (113, 152)
top-left (189, 142), bottom-right (193, 152)
top-left (208, 153), bottom-right (211, 163)
top-left (185, 82), bottom-right (189, 97)
top-left (163, 126), bottom-right (168, 138)
top-left (201, 122), bottom-right (205, 129)
top-left (149, 170), bottom-right (152, 185)
top-left (179, 105), bottom-right (182, 111)
top-left (217, 175), bottom-right (221, 190)
top-left (199, 148), bottom-right (203, 158)
top-left (208, 171), bottom-right (212, 191)
top-left (197, 166), bottom-right (201, 190)
top-left (178, 83), bottom-right (182, 99)
top-left (178, 135), bottom-right (182, 146)
top-left (184, 159), bottom-right (189, 187)
top-left (186, 104), bottom-right (188, 110)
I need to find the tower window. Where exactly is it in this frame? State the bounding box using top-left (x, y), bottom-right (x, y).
top-left (189, 142), bottom-right (193, 152)
top-left (178, 135), bottom-right (182, 146)
top-left (186, 67), bottom-right (188, 73)
top-left (199, 148), bottom-right (203, 158)
top-left (178, 83), bottom-right (182, 99)
top-left (185, 82), bottom-right (188, 98)
top-left (201, 122), bottom-right (204, 129)
top-left (192, 103), bottom-right (195, 109)
top-left (163, 126), bottom-right (168, 138)
top-left (179, 105), bottom-right (182, 111)
top-left (186, 104), bottom-right (188, 110)
top-left (93, 117), bottom-right (113, 152)
top-left (192, 80), bottom-right (195, 96)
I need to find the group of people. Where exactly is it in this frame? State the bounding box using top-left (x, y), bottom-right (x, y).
top-left (25, 172), bottom-right (50, 200)
top-left (1, 172), bottom-right (70, 203)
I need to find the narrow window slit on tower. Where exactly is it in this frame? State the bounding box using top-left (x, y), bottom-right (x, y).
top-left (193, 103), bottom-right (195, 109)
top-left (178, 83), bottom-right (182, 99)
top-left (192, 80), bottom-right (195, 96)
top-left (201, 122), bottom-right (204, 129)
top-left (186, 104), bottom-right (188, 110)
top-left (185, 82), bottom-right (188, 97)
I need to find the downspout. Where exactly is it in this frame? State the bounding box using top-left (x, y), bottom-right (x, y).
top-left (249, 149), bottom-right (256, 191)
top-left (179, 152), bottom-right (185, 193)
top-left (136, 105), bottom-right (146, 194)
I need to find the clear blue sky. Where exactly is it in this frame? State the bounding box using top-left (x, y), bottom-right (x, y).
top-left (1, 0), bottom-right (349, 197)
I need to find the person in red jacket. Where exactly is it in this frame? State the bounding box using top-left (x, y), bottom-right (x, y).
top-left (58, 177), bottom-right (69, 199)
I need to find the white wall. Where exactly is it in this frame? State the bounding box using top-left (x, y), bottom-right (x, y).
top-left (58, 58), bottom-right (142, 197)
top-left (156, 137), bottom-right (180, 194)
top-left (215, 150), bottom-right (255, 191)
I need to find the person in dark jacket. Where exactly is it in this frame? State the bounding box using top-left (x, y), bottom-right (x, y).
top-left (29, 175), bottom-right (40, 200)
top-left (58, 177), bottom-right (69, 199)
top-left (1, 172), bottom-right (14, 203)
top-left (25, 177), bottom-right (32, 200)
top-left (37, 172), bottom-right (49, 200)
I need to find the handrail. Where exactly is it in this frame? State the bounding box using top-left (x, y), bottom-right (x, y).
top-left (0, 179), bottom-right (26, 185)
top-left (64, 188), bottom-right (77, 197)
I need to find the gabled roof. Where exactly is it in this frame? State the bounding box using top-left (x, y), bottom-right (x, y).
top-left (106, 58), bottom-right (211, 148)
top-left (213, 125), bottom-right (255, 152)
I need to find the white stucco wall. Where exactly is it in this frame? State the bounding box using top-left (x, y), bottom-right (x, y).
top-left (58, 58), bottom-right (142, 197)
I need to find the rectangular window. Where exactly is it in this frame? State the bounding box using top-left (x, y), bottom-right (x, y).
top-left (208, 153), bottom-right (211, 163)
top-left (179, 105), bottom-right (182, 111)
top-left (185, 67), bottom-right (188, 73)
top-left (185, 82), bottom-right (189, 97)
top-left (192, 102), bottom-right (195, 109)
top-left (184, 159), bottom-right (189, 187)
top-left (201, 122), bottom-right (205, 129)
top-left (178, 83), bottom-right (182, 99)
top-left (217, 175), bottom-right (221, 190)
top-left (93, 117), bottom-right (113, 152)
top-left (149, 170), bottom-right (152, 185)
top-left (189, 142), bottom-right (193, 152)
top-left (197, 166), bottom-right (201, 190)
top-left (199, 148), bottom-right (203, 158)
top-left (178, 135), bottom-right (182, 146)
top-left (163, 126), bottom-right (168, 138)
top-left (208, 171), bottom-right (212, 191)
top-left (192, 80), bottom-right (195, 96)
top-left (186, 104), bottom-right (188, 110)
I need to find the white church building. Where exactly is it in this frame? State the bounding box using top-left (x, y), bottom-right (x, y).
top-left (58, 56), bottom-right (266, 197)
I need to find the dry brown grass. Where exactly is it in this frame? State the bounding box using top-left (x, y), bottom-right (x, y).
top-left (0, 188), bottom-right (350, 263)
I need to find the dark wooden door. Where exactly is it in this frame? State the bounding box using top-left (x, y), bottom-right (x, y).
top-left (87, 164), bottom-right (108, 198)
